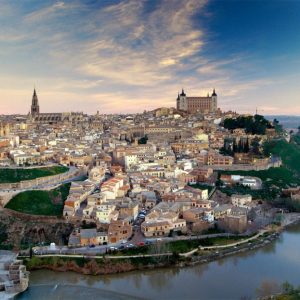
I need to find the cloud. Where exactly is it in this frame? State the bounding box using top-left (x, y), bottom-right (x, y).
top-left (72, 0), bottom-right (207, 86)
top-left (0, 0), bottom-right (299, 115)
top-left (23, 2), bottom-right (71, 23)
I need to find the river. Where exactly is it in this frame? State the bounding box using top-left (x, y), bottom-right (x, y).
top-left (16, 224), bottom-right (300, 300)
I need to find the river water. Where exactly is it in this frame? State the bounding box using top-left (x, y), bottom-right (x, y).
top-left (16, 224), bottom-right (300, 300)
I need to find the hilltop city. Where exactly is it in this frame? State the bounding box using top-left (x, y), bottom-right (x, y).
top-left (1, 88), bottom-right (300, 297)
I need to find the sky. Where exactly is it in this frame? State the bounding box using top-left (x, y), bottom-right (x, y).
top-left (0, 0), bottom-right (300, 115)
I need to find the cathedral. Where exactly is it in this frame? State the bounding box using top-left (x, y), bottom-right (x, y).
top-left (176, 89), bottom-right (218, 114)
top-left (29, 89), bottom-right (86, 125)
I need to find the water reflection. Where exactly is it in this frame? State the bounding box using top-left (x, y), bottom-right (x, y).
top-left (18, 285), bottom-right (146, 300)
top-left (256, 280), bottom-right (281, 299)
top-left (188, 263), bottom-right (209, 278)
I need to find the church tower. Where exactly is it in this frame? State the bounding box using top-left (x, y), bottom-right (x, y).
top-left (177, 89), bottom-right (187, 111)
top-left (31, 89), bottom-right (40, 116)
top-left (211, 88), bottom-right (217, 112)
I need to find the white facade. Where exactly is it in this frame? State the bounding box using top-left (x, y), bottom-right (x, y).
top-left (231, 194), bottom-right (252, 207)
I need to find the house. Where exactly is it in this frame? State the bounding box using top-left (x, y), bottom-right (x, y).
top-left (117, 199), bottom-right (139, 222)
top-left (101, 177), bottom-right (124, 200)
top-left (108, 220), bottom-right (132, 244)
top-left (141, 209), bottom-right (186, 237)
top-left (219, 214), bottom-right (248, 233)
top-left (183, 207), bottom-right (214, 223)
top-left (231, 194), bottom-right (252, 207)
top-left (94, 204), bottom-right (118, 224)
top-left (69, 228), bottom-right (108, 246)
top-left (213, 204), bottom-right (232, 219)
top-left (141, 218), bottom-right (186, 237)
top-left (141, 220), bottom-right (172, 237)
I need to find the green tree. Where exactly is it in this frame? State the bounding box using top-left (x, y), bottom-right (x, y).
top-left (251, 137), bottom-right (261, 155)
top-left (244, 137), bottom-right (250, 153)
top-left (282, 281), bottom-right (294, 294)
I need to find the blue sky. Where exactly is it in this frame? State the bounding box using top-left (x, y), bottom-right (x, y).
top-left (0, 0), bottom-right (300, 115)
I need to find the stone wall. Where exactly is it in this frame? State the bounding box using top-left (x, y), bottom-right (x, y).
top-left (200, 160), bottom-right (281, 171)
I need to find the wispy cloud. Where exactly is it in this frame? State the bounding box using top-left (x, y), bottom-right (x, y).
top-left (0, 0), bottom-right (298, 114)
top-left (23, 1), bottom-right (76, 23)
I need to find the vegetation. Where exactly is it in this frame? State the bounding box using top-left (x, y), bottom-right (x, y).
top-left (168, 236), bottom-right (245, 253)
top-left (0, 223), bottom-right (13, 250)
top-left (24, 254), bottom-right (181, 275)
top-left (138, 134), bottom-right (148, 144)
top-left (110, 245), bottom-right (150, 256)
top-left (0, 165), bottom-right (68, 183)
top-left (219, 138), bottom-right (300, 210)
top-left (81, 220), bottom-right (97, 229)
top-left (220, 137), bottom-right (250, 156)
top-left (263, 139), bottom-right (300, 179)
top-left (202, 224), bottom-right (225, 235)
top-left (293, 135), bottom-right (300, 146)
top-left (277, 282), bottom-right (300, 300)
top-left (5, 183), bottom-right (71, 216)
top-left (223, 114), bottom-right (273, 135)
top-left (273, 118), bottom-right (284, 134)
top-left (271, 198), bottom-right (300, 213)
top-left (256, 281), bottom-right (300, 300)
top-left (219, 166), bottom-right (299, 200)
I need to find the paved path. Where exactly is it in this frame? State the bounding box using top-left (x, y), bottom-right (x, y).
top-left (32, 252), bottom-right (173, 259)
top-left (31, 231), bottom-right (268, 260)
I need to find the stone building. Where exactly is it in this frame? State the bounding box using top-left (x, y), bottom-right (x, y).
top-left (108, 220), bottom-right (132, 243)
top-left (28, 89), bottom-right (87, 125)
top-left (0, 123), bottom-right (10, 137)
top-left (176, 89), bottom-right (218, 114)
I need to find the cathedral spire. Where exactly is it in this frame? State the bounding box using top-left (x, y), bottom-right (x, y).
top-left (31, 88), bottom-right (40, 116)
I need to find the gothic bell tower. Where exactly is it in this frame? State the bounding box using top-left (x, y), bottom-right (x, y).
top-left (31, 88), bottom-right (40, 116)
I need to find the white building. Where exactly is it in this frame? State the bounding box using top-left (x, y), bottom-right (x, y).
top-left (231, 194), bottom-right (252, 207)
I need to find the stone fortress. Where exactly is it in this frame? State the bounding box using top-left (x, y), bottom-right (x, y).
top-left (176, 89), bottom-right (218, 114)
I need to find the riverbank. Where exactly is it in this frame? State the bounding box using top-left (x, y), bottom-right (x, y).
top-left (21, 213), bottom-right (300, 278)
top-left (21, 229), bottom-right (280, 276)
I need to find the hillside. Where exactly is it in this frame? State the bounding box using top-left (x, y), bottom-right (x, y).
top-left (5, 183), bottom-right (71, 216)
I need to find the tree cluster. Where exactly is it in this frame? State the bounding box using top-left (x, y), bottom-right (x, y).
top-left (220, 137), bottom-right (250, 156)
top-left (223, 114), bottom-right (272, 135)
top-left (138, 135), bottom-right (148, 144)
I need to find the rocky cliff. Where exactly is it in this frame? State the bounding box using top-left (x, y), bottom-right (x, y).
top-left (0, 208), bottom-right (74, 250)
